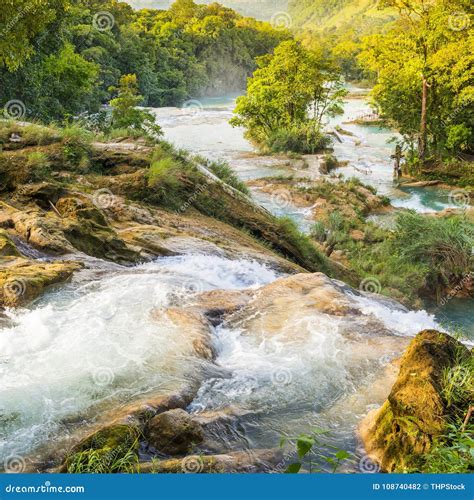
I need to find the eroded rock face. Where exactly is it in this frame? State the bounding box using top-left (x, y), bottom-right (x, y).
top-left (227, 273), bottom-right (362, 333)
top-left (0, 258), bottom-right (83, 308)
top-left (359, 330), bottom-right (471, 472)
top-left (146, 409), bottom-right (204, 455)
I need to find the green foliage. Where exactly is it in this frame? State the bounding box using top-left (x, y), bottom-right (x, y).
top-left (345, 211), bottom-right (473, 303)
top-left (109, 74), bottom-right (162, 138)
top-left (442, 348), bottom-right (473, 410)
top-left (0, 0), bottom-right (66, 71)
top-left (67, 427), bottom-right (140, 474)
top-left (289, 0), bottom-right (396, 81)
top-left (275, 216), bottom-right (332, 274)
top-left (0, 0), bottom-right (288, 122)
top-left (203, 158), bottom-right (250, 195)
top-left (280, 429), bottom-right (351, 473)
top-left (231, 40), bottom-right (345, 153)
top-left (67, 444), bottom-right (139, 473)
top-left (26, 151), bottom-right (51, 181)
top-left (418, 352), bottom-right (473, 473)
top-left (267, 122), bottom-right (332, 154)
top-left (0, 121), bottom-right (61, 147)
top-left (391, 212), bottom-right (473, 292)
top-left (421, 425), bottom-right (474, 473)
top-left (358, 0), bottom-right (474, 159)
top-left (60, 125), bottom-right (93, 170)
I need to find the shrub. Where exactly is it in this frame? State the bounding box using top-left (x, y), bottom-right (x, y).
top-left (109, 74), bottom-right (162, 139)
top-left (267, 123), bottom-right (332, 154)
top-left (60, 125), bottom-right (93, 170)
top-left (26, 151), bottom-right (51, 180)
top-left (202, 159), bottom-right (250, 195)
top-left (392, 212), bottom-right (473, 292)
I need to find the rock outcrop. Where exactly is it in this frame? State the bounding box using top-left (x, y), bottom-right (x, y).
top-left (146, 409), bottom-right (204, 455)
top-left (0, 257), bottom-right (82, 308)
top-left (360, 330), bottom-right (471, 472)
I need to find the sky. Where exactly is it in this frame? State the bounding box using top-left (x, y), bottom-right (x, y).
top-left (124, 0), bottom-right (289, 21)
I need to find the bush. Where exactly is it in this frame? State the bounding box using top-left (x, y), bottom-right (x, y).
top-left (392, 212), bottom-right (473, 292)
top-left (267, 122), bottom-right (332, 154)
top-left (60, 125), bottom-right (93, 170)
top-left (202, 159), bottom-right (250, 195)
top-left (26, 151), bottom-right (51, 180)
top-left (109, 74), bottom-right (162, 139)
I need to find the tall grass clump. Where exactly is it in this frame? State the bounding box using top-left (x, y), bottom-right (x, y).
top-left (391, 212), bottom-right (473, 293)
top-left (60, 125), bottom-right (93, 171)
top-left (200, 158), bottom-right (250, 195)
top-left (267, 123), bottom-right (331, 154)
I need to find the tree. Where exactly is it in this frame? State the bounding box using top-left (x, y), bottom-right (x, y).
top-left (230, 40), bottom-right (345, 152)
top-left (359, 0), bottom-right (474, 163)
top-left (109, 74), bottom-right (162, 136)
top-left (0, 0), bottom-right (66, 71)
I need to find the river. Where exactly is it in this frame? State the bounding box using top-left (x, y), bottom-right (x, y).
top-left (0, 93), bottom-right (471, 473)
top-left (151, 92), bottom-right (473, 335)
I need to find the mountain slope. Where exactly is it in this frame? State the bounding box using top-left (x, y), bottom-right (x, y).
top-left (288, 0), bottom-right (395, 31)
top-left (126, 0), bottom-right (288, 21)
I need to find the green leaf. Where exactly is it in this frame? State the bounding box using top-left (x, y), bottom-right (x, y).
top-left (285, 463), bottom-right (302, 474)
top-left (335, 450), bottom-right (350, 460)
top-left (296, 436), bottom-right (315, 459)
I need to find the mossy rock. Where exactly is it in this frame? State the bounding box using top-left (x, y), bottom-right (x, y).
top-left (63, 424), bottom-right (141, 473)
top-left (0, 260), bottom-right (82, 308)
top-left (0, 229), bottom-right (20, 257)
top-left (361, 330), bottom-right (471, 472)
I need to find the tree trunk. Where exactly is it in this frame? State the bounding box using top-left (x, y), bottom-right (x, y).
top-left (419, 75), bottom-right (428, 162)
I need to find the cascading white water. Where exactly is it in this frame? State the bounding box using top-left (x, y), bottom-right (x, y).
top-left (0, 253), bottom-right (442, 466)
top-left (0, 255), bottom-right (279, 462)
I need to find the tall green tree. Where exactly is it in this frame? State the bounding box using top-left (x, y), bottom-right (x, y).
top-left (230, 40), bottom-right (345, 152)
top-left (0, 0), bottom-right (66, 70)
top-left (359, 0), bottom-right (474, 162)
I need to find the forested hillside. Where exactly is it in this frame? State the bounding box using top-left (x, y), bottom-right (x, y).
top-left (127, 0), bottom-right (288, 21)
top-left (288, 0), bottom-right (394, 30)
top-left (288, 0), bottom-right (396, 80)
top-left (0, 0), bottom-right (288, 122)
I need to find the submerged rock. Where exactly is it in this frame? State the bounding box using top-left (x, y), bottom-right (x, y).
top-left (138, 448), bottom-right (283, 473)
top-left (359, 330), bottom-right (471, 472)
top-left (146, 409), bottom-right (204, 455)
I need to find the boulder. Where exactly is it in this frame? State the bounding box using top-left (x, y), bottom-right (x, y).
top-left (0, 258), bottom-right (82, 308)
top-left (150, 308), bottom-right (215, 360)
top-left (359, 330), bottom-right (471, 472)
top-left (0, 229), bottom-right (20, 256)
top-left (190, 289), bottom-right (253, 325)
top-left (61, 424), bottom-right (140, 473)
top-left (146, 409), bottom-right (204, 455)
